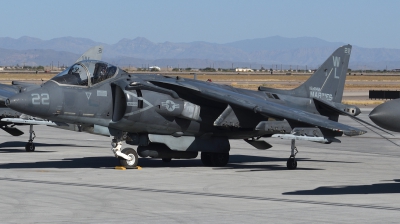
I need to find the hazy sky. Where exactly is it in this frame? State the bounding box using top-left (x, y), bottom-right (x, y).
top-left (0, 0), bottom-right (399, 49)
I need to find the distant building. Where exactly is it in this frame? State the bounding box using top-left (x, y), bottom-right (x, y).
top-left (235, 68), bottom-right (253, 72)
top-left (149, 66), bottom-right (161, 71)
top-left (0, 67), bottom-right (3, 71)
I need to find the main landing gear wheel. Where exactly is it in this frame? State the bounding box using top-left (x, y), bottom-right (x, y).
top-left (162, 158), bottom-right (172, 163)
top-left (201, 152), bottom-right (229, 167)
top-left (211, 152), bottom-right (229, 167)
top-left (286, 139), bottom-right (298, 170)
top-left (118, 148), bottom-right (138, 169)
top-left (201, 152), bottom-right (213, 166)
top-left (25, 142), bottom-right (35, 152)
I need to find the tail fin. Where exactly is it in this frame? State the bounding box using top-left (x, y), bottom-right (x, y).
top-left (75, 45), bottom-right (103, 62)
top-left (292, 44), bottom-right (352, 103)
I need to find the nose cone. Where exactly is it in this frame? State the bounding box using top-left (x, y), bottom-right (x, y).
top-left (369, 99), bottom-right (400, 132)
top-left (6, 89), bottom-right (51, 118)
top-left (6, 91), bottom-right (30, 111)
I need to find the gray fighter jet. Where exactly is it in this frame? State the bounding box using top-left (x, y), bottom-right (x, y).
top-left (5, 44), bottom-right (370, 169)
top-left (0, 46), bottom-right (103, 150)
top-left (369, 99), bottom-right (400, 132)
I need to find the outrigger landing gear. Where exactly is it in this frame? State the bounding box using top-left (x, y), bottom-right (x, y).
top-left (286, 139), bottom-right (298, 170)
top-left (111, 137), bottom-right (138, 168)
top-left (25, 124), bottom-right (36, 152)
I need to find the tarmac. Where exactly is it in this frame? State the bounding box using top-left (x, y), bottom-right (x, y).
top-left (0, 108), bottom-right (400, 223)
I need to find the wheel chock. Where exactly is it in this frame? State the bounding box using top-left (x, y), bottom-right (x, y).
top-left (114, 166), bottom-right (142, 170)
top-left (115, 166), bottom-right (126, 170)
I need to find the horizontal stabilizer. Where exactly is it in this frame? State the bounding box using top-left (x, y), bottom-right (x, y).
top-left (313, 98), bottom-right (393, 136)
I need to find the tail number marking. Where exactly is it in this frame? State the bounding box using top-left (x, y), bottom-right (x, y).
top-left (333, 56), bottom-right (341, 79)
top-left (31, 93), bottom-right (50, 105)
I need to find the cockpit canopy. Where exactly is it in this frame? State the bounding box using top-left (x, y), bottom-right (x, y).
top-left (50, 60), bottom-right (119, 86)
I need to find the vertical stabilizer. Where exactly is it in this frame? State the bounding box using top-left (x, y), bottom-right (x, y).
top-left (75, 45), bottom-right (103, 62)
top-left (292, 45), bottom-right (352, 103)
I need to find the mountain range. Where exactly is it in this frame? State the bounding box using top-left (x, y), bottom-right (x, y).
top-left (0, 36), bottom-right (399, 70)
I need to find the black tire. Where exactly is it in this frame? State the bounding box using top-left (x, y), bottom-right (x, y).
top-left (210, 152), bottom-right (229, 167)
top-left (286, 157), bottom-right (297, 170)
top-left (162, 158), bottom-right (172, 163)
top-left (118, 148), bottom-right (139, 168)
top-left (25, 142), bottom-right (35, 152)
top-left (201, 152), bottom-right (213, 166)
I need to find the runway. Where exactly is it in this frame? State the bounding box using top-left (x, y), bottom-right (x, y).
top-left (0, 109), bottom-right (400, 223)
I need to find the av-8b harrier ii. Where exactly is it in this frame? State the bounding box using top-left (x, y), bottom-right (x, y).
top-left (6, 45), bottom-right (373, 169)
top-left (0, 46), bottom-right (103, 150)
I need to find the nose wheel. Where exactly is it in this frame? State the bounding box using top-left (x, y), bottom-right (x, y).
top-left (111, 137), bottom-right (139, 169)
top-left (25, 124), bottom-right (36, 152)
top-left (286, 139), bottom-right (298, 170)
top-left (118, 148), bottom-right (139, 168)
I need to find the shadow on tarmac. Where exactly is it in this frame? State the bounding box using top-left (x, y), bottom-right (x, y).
top-left (0, 154), bottom-right (356, 170)
top-left (0, 141), bottom-right (93, 153)
top-left (283, 179), bottom-right (400, 195)
top-left (0, 156), bottom-right (118, 169)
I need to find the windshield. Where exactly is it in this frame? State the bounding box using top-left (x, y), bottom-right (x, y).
top-left (50, 60), bottom-right (118, 86)
top-left (51, 63), bottom-right (89, 86)
top-left (91, 63), bottom-right (117, 85)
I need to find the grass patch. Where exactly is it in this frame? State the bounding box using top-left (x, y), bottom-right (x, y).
top-left (342, 100), bottom-right (385, 105)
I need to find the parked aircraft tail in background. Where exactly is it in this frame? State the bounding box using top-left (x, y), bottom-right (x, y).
top-left (75, 45), bottom-right (103, 62)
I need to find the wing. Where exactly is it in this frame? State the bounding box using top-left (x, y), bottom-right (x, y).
top-left (149, 78), bottom-right (366, 136)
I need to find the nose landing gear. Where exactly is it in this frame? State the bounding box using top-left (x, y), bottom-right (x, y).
top-left (111, 137), bottom-right (139, 168)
